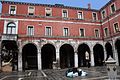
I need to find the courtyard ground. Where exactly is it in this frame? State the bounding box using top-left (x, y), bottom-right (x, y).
top-left (0, 66), bottom-right (120, 80)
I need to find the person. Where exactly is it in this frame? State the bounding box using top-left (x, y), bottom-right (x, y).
top-left (85, 51), bottom-right (90, 68)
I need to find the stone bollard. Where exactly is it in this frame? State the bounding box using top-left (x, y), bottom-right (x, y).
top-left (105, 56), bottom-right (117, 80)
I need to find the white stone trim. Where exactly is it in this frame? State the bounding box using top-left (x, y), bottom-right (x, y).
top-left (110, 2), bottom-right (116, 14)
top-left (92, 12), bottom-right (98, 21)
top-left (77, 11), bottom-right (84, 19)
top-left (113, 22), bottom-right (119, 33)
top-left (101, 9), bottom-right (106, 19)
top-left (62, 9), bottom-right (68, 18)
top-left (102, 13), bottom-right (120, 25)
top-left (45, 26), bottom-right (52, 36)
top-left (94, 28), bottom-right (100, 38)
top-left (45, 7), bottom-right (52, 16)
top-left (79, 28), bottom-right (85, 37)
top-left (27, 25), bottom-right (34, 36)
top-left (3, 20), bottom-right (18, 34)
top-left (9, 5), bottom-right (17, 14)
top-left (63, 27), bottom-right (69, 36)
top-left (0, 18), bottom-right (101, 26)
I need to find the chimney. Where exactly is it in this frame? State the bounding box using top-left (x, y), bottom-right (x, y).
top-left (88, 3), bottom-right (91, 9)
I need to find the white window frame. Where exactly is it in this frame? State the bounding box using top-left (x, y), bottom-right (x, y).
top-left (9, 5), bottom-right (17, 14)
top-left (27, 25), bottom-right (34, 36)
top-left (92, 12), bottom-right (98, 21)
top-left (28, 6), bottom-right (35, 15)
top-left (45, 7), bottom-right (52, 17)
top-left (77, 11), bottom-right (84, 19)
top-left (45, 26), bottom-right (52, 36)
top-left (62, 9), bottom-right (68, 18)
top-left (79, 28), bottom-right (85, 37)
top-left (104, 27), bottom-right (109, 37)
top-left (113, 22), bottom-right (119, 33)
top-left (101, 9), bottom-right (106, 19)
top-left (4, 20), bottom-right (18, 34)
top-left (110, 3), bottom-right (116, 13)
top-left (94, 28), bottom-right (100, 38)
top-left (63, 27), bottom-right (69, 36)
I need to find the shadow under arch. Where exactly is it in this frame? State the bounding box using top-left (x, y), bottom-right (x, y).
top-left (22, 43), bottom-right (38, 70)
top-left (93, 44), bottom-right (104, 66)
top-left (60, 44), bottom-right (74, 69)
top-left (115, 39), bottom-right (120, 66)
top-left (41, 44), bottom-right (56, 69)
top-left (105, 42), bottom-right (113, 61)
top-left (78, 43), bottom-right (90, 67)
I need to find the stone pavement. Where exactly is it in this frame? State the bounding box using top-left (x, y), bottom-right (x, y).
top-left (0, 66), bottom-right (120, 80)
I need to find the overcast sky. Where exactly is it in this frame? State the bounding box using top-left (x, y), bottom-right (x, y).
top-left (0, 0), bottom-right (110, 12)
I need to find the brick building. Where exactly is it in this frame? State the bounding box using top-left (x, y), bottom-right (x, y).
top-left (0, 0), bottom-right (120, 71)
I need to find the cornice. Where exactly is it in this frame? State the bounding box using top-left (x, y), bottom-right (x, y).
top-left (1, 1), bottom-right (99, 12)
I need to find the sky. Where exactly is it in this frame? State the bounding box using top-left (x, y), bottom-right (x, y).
top-left (0, 0), bottom-right (110, 12)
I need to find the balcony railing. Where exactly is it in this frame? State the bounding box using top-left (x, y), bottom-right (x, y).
top-left (1, 34), bottom-right (18, 41)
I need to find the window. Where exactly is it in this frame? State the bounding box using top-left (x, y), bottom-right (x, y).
top-left (62, 10), bottom-right (68, 18)
top-left (27, 26), bottom-right (34, 36)
top-left (45, 7), bottom-right (52, 16)
top-left (6, 22), bottom-right (16, 34)
top-left (9, 5), bottom-right (16, 14)
top-left (113, 23), bottom-right (119, 33)
top-left (63, 28), bottom-right (69, 36)
top-left (94, 29), bottom-right (100, 38)
top-left (92, 12), bottom-right (98, 21)
top-left (80, 28), bottom-right (85, 37)
top-left (28, 6), bottom-right (35, 15)
top-left (101, 10), bottom-right (106, 19)
top-left (110, 3), bottom-right (116, 13)
top-left (45, 27), bottom-right (52, 36)
top-left (104, 28), bottom-right (109, 37)
top-left (78, 12), bottom-right (83, 19)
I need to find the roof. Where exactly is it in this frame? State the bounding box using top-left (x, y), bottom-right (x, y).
top-left (1, 1), bottom-right (99, 12)
top-left (100, 0), bottom-right (116, 11)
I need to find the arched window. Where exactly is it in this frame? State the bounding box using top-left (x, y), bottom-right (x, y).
top-left (6, 22), bottom-right (16, 34)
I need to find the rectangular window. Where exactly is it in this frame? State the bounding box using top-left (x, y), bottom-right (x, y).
top-left (62, 10), bottom-right (68, 18)
top-left (111, 4), bottom-right (116, 13)
top-left (101, 10), bottom-right (106, 19)
top-left (9, 5), bottom-right (16, 14)
top-left (28, 6), bottom-right (35, 15)
top-left (80, 28), bottom-right (85, 37)
top-left (46, 27), bottom-right (52, 36)
top-left (114, 23), bottom-right (119, 33)
top-left (63, 28), bottom-right (69, 36)
top-left (92, 12), bottom-right (98, 21)
top-left (78, 12), bottom-right (83, 19)
top-left (104, 28), bottom-right (109, 37)
top-left (27, 26), bottom-right (34, 36)
top-left (45, 7), bottom-right (52, 16)
top-left (94, 29), bottom-right (100, 38)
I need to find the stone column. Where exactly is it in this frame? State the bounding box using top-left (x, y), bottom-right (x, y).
top-left (112, 41), bottom-right (119, 65)
top-left (74, 51), bottom-right (78, 68)
top-left (56, 47), bottom-right (60, 69)
top-left (18, 40), bottom-right (22, 71)
top-left (38, 49), bottom-right (41, 70)
top-left (90, 49), bottom-right (95, 66)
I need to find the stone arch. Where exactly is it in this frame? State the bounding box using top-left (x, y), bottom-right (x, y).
top-left (115, 39), bottom-right (120, 66)
top-left (60, 44), bottom-right (74, 69)
top-left (77, 43), bottom-right (90, 67)
top-left (93, 44), bottom-right (104, 66)
top-left (41, 43), bottom-right (56, 69)
top-left (22, 43), bottom-right (38, 70)
top-left (105, 42), bottom-right (113, 60)
top-left (1, 40), bottom-right (18, 71)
